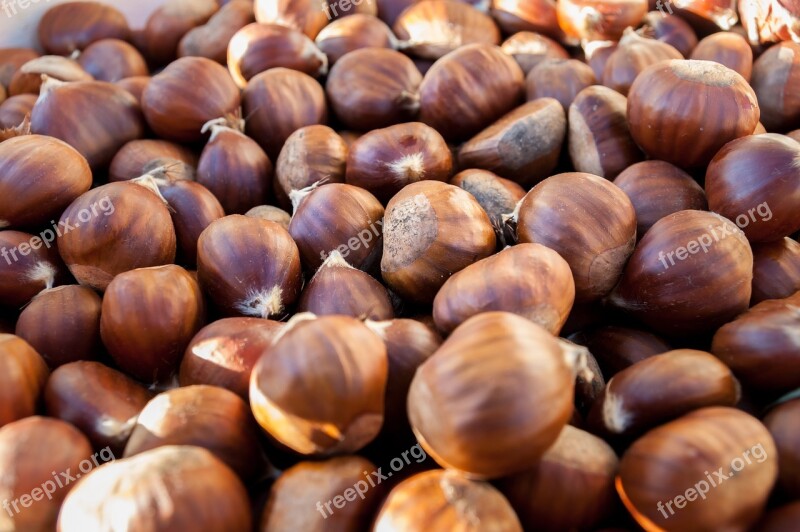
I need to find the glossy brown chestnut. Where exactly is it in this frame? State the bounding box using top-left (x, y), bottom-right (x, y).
top-left (141, 0), bottom-right (220, 66)
top-left (764, 397), bottom-right (800, 498)
top-left (179, 0), bottom-right (255, 64)
top-left (381, 181), bottom-right (496, 303)
top-left (245, 205), bottom-right (292, 229)
top-left (254, 0), bottom-right (328, 39)
top-left (109, 139), bottom-right (198, 183)
top-left (568, 325), bottom-right (671, 377)
top-left (490, 0), bottom-right (563, 40)
top-left (603, 28), bottom-right (683, 96)
top-left (44, 361), bottom-right (153, 455)
top-left (610, 210), bottom-right (753, 337)
top-left (346, 122), bottom-right (453, 202)
top-left (57, 182), bottom-right (177, 291)
top-left (243, 68), bottom-right (328, 160)
top-left (751, 238), bottom-right (800, 304)
top-left (690, 31), bottom-right (753, 81)
top-left (449, 169), bottom-right (526, 223)
top-left (640, 11), bottom-right (698, 57)
top-left (8, 56), bottom-right (92, 96)
top-left (557, 0), bottom-right (648, 42)
top-left (627, 59), bottom-right (759, 168)
top-left (250, 314), bottom-right (388, 455)
top-left (326, 48), bottom-right (421, 131)
top-left (37, 1), bottom-right (130, 55)
top-left (526, 58), bottom-right (596, 109)
top-left (0, 48), bottom-right (38, 89)
top-left (501, 31), bottom-right (569, 74)
top-left (315, 14), bottom-right (397, 65)
top-left (198, 215), bottom-right (302, 318)
top-left (0, 335), bottom-right (48, 428)
top-left (515, 172), bottom-right (637, 302)
top-left (706, 133), bottom-right (800, 243)
top-left (0, 230), bottom-right (65, 307)
top-left (0, 94), bottom-right (36, 129)
top-left (569, 86), bottom-right (644, 180)
top-left (77, 39), bottom-right (148, 82)
top-left (419, 44), bottom-right (523, 141)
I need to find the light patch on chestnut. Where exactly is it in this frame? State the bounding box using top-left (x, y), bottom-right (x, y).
top-left (387, 152), bottom-right (426, 181)
top-left (382, 195), bottom-right (438, 272)
top-left (25, 261), bottom-right (57, 289)
top-left (671, 60), bottom-right (739, 87)
top-left (235, 286), bottom-right (285, 318)
top-left (601, 386), bottom-right (631, 434)
top-left (567, 108), bottom-right (603, 176)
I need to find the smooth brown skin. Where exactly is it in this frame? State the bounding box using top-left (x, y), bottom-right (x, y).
top-left (491, 0), bottom-right (563, 40)
top-left (526, 59), bottom-right (595, 109)
top-left (0, 135), bottom-right (92, 229)
top-left (433, 243), bottom-right (575, 335)
top-left (0, 417), bottom-right (93, 532)
top-left (501, 31), bottom-right (569, 75)
top-left (179, 0), bottom-right (255, 64)
top-left (254, 0), bottom-right (328, 39)
top-left (690, 32), bottom-right (753, 81)
top-left (627, 59), bottom-right (759, 168)
top-left (8, 56), bottom-right (92, 97)
top-left (586, 41), bottom-right (617, 80)
top-left (31, 80), bottom-right (144, 170)
top-left (114, 75), bottom-right (150, 105)
top-left (610, 210), bottom-right (753, 337)
top-left (346, 122), bottom-right (453, 203)
top-left (517, 172), bottom-right (637, 302)
top-left (706, 133), bottom-right (800, 243)
top-left (157, 180), bottom-right (225, 266)
top-left (569, 86), bottom-right (644, 180)
top-left (751, 238), bottom-right (800, 304)
top-left (459, 98), bottom-right (565, 187)
top-left (37, 1), bottom-right (130, 55)
top-left (143, 57), bottom-right (240, 143)
top-left (409, 312), bottom-right (576, 478)
top-left (58, 446), bottom-right (252, 532)
top-left (58, 182), bottom-right (177, 291)
top-left (420, 44), bottom-right (523, 141)
top-left (44, 361), bottom-right (153, 455)
top-left (614, 160), bottom-right (708, 237)
top-left (228, 23), bottom-right (326, 88)
top-left (315, 14), bottom-right (396, 65)
top-left (0, 48), bottom-right (38, 89)
top-left (587, 349), bottom-right (740, 437)
top-left (497, 426), bottom-right (618, 532)
top-left (557, 0), bottom-right (647, 41)
top-left (77, 39), bottom-right (148, 83)
top-left (640, 11), bottom-right (698, 57)
top-left (16, 286), bottom-right (102, 368)
top-left (141, 0), bottom-right (219, 66)
top-left (289, 183), bottom-right (384, 273)
top-left (568, 326), bottom-right (671, 378)
top-left (712, 291), bottom-right (800, 393)
top-left (246, 205), bottom-right (291, 229)
top-left (617, 407), bottom-right (777, 532)
top-left (381, 181), bottom-right (496, 304)
top-left (250, 315), bottom-right (388, 455)
top-left (751, 41), bottom-right (800, 132)
top-left (243, 68), bottom-right (327, 160)
top-left (180, 318), bottom-right (284, 399)
top-left (450, 169), bottom-right (525, 221)
top-left (764, 398), bottom-right (800, 499)
top-left (326, 48), bottom-right (421, 131)
top-left (0, 94), bottom-right (36, 129)
top-left (109, 139), bottom-right (198, 182)
top-left (0, 335), bottom-right (48, 429)
top-left (393, 0), bottom-right (501, 60)
top-left (603, 30), bottom-right (683, 96)
top-left (0, 231), bottom-right (65, 307)
top-left (197, 215), bottom-right (302, 318)
top-left (757, 502), bottom-right (800, 532)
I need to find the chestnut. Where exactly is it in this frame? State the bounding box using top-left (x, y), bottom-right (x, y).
top-left (690, 31), bottom-right (753, 81)
top-left (0, 230), bottom-right (65, 307)
top-left (57, 182), bottom-right (177, 291)
top-left (109, 139), bottom-right (198, 183)
top-left (77, 39), bottom-right (149, 83)
top-left (261, 456), bottom-right (386, 530)
top-left (143, 57), bottom-right (241, 143)
top-left (711, 291), bottom-right (800, 393)
top-left (346, 122), bottom-right (453, 202)
top-left (603, 28), bottom-right (683, 96)
top-left (0, 135), bottom-right (92, 229)
top-left (289, 183), bottom-right (384, 273)
top-left (617, 407), bottom-right (777, 531)
top-left (381, 181), bottom-right (496, 303)
top-left (750, 42), bottom-right (800, 132)
top-left (568, 325), bottom-right (671, 378)
top-left (392, 0), bottom-right (501, 60)
top-left (246, 205), bottom-right (292, 229)
top-left (559, 0), bottom-right (648, 42)
top-left (140, 0), bottom-right (220, 66)
top-left (243, 68), bottom-right (328, 160)
top-left (8, 56), bottom-right (92, 96)
top-left (751, 238), bottom-right (800, 304)
top-left (179, 0), bottom-right (256, 64)
top-left (275, 125), bottom-right (347, 210)
top-left (249, 314), bottom-right (388, 455)
top-left (525, 58), bottom-right (596, 110)
top-left (515, 172), bottom-right (637, 302)
top-left (58, 446), bottom-right (252, 531)
top-left (497, 425), bottom-right (618, 532)
top-left (0, 416), bottom-right (93, 531)
top-left (228, 23), bottom-right (328, 88)
top-left (0, 335), bottom-right (48, 428)
top-left (44, 361), bottom-right (153, 455)
top-left (449, 169), bottom-right (526, 223)
top-left (433, 243), bottom-right (575, 335)
top-left (0, 94), bottom-right (36, 129)
top-left (179, 318), bottom-right (284, 399)
top-left (326, 48), bottom-right (421, 131)
top-left (614, 160), bottom-right (708, 237)
top-left (374, 470), bottom-right (522, 530)
top-left (419, 43), bottom-right (523, 140)
top-left (114, 75), bottom-right (150, 105)
top-left (298, 251), bottom-right (395, 320)
top-left (585, 40), bottom-right (618, 80)
top-left (315, 14), bottom-right (398, 65)
top-left (409, 312), bottom-right (587, 478)
top-left (705, 133), bottom-right (800, 243)
top-left (568, 86), bottom-right (644, 180)
top-left (0, 48), bottom-right (38, 89)
top-left (254, 0), bottom-right (328, 39)
top-left (490, 0), bottom-right (563, 40)
top-left (37, 1), bottom-right (130, 55)
top-left (639, 11), bottom-right (698, 57)
top-left (198, 215), bottom-right (302, 318)
top-left (610, 210), bottom-right (752, 337)
top-left (501, 31), bottom-right (569, 74)
top-left (627, 59), bottom-right (759, 168)
top-left (16, 286), bottom-right (102, 368)
top-left (763, 397), bottom-right (800, 499)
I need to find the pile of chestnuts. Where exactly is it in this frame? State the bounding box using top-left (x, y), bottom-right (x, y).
top-left (1, 0), bottom-right (799, 530)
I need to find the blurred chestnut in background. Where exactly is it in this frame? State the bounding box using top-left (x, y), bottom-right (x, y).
top-left (627, 59), bottom-right (759, 168)
top-left (141, 0), bottom-right (220, 66)
top-left (45, 361), bottom-right (153, 455)
top-left (179, 0), bottom-right (256, 64)
top-left (0, 48), bottom-right (38, 89)
top-left (739, 0), bottom-right (800, 44)
top-left (526, 58), bottom-right (595, 109)
top-left (490, 0), bottom-right (563, 40)
top-left (450, 169), bottom-right (526, 223)
top-left (109, 139), bottom-right (198, 183)
top-left (750, 238), bottom-right (800, 304)
top-left (16, 286), bottom-right (101, 368)
top-left (114, 75), bottom-right (150, 105)
top-left (37, 1), bottom-right (130, 55)
top-left (639, 11), bottom-right (698, 57)
top-left (568, 325), bottom-right (671, 378)
top-left (0, 230), bottom-right (65, 307)
top-left (315, 14), bottom-right (398, 65)
top-left (757, 502), bottom-right (800, 532)
top-left (614, 160), bottom-right (708, 236)
top-left (749, 41), bottom-right (800, 132)
top-left (671, 0), bottom-right (739, 31)
top-left (557, 0), bottom-right (648, 42)
top-left (603, 28), bottom-right (683, 96)
top-left (585, 40), bottom-right (618, 80)
top-left (77, 39), bottom-right (148, 82)
top-left (764, 397), bottom-right (800, 499)
top-left (0, 94), bottom-right (36, 129)
top-left (8, 56), bottom-right (92, 96)
top-left (501, 31), bottom-right (569, 74)
top-left (254, 0), bottom-right (328, 39)
top-left (0, 335), bottom-right (48, 429)
top-left (690, 31), bottom-right (753, 81)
